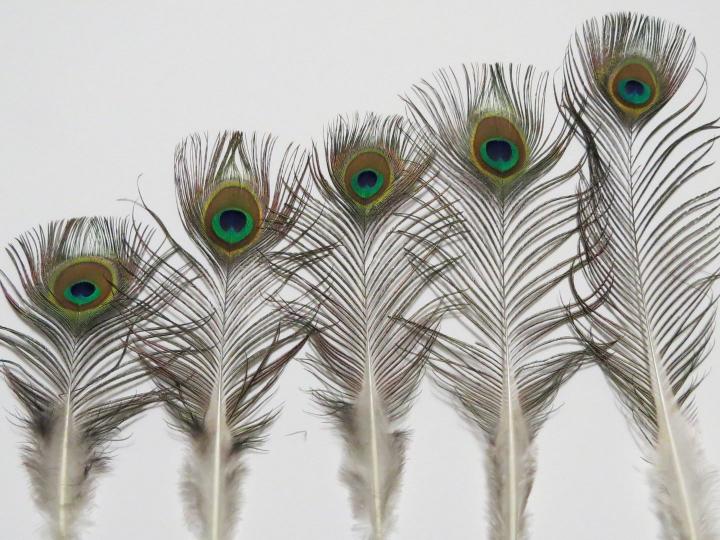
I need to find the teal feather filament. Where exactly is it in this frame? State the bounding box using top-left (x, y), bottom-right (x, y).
top-left (479, 138), bottom-right (520, 173)
top-left (63, 280), bottom-right (101, 306)
top-left (351, 168), bottom-right (385, 199)
top-left (211, 208), bottom-right (254, 245)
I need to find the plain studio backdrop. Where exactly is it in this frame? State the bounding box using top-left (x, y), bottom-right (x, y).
top-left (1, 1), bottom-right (719, 539)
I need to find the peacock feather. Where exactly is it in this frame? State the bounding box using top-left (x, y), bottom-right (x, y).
top-left (0, 217), bottom-right (159, 540)
top-left (284, 113), bottom-right (457, 539)
top-left (405, 63), bottom-right (585, 540)
top-left (564, 12), bottom-right (720, 540)
top-left (134, 131), bottom-right (312, 540)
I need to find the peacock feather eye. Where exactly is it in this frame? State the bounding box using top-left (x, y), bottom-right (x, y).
top-left (203, 184), bottom-right (262, 254)
top-left (351, 169), bottom-right (385, 199)
top-left (50, 258), bottom-right (117, 313)
top-left (608, 61), bottom-right (658, 113)
top-left (470, 116), bottom-right (526, 179)
top-left (65, 280), bottom-right (101, 305)
top-left (343, 150), bottom-right (394, 206)
top-left (211, 208), bottom-right (254, 244)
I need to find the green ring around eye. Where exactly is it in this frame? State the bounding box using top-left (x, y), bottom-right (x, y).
top-left (616, 78), bottom-right (652, 106)
top-left (211, 208), bottom-right (255, 244)
top-left (351, 168), bottom-right (385, 199)
top-left (479, 138), bottom-right (520, 173)
top-left (63, 280), bottom-right (101, 306)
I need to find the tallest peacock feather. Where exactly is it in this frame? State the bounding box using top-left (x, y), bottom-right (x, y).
top-left (565, 13), bottom-right (720, 539)
top-left (0, 217), bottom-right (159, 540)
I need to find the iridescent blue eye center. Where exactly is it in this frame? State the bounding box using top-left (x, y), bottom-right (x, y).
top-left (479, 137), bottom-right (521, 174)
top-left (350, 168), bottom-right (385, 200)
top-left (616, 77), bottom-right (652, 106)
top-left (624, 79), bottom-right (645, 97)
top-left (63, 279), bottom-right (102, 306)
top-left (210, 207), bottom-right (255, 246)
top-left (357, 170), bottom-right (379, 188)
top-left (219, 209), bottom-right (247, 232)
top-left (486, 140), bottom-right (513, 163)
top-left (70, 281), bottom-right (96, 298)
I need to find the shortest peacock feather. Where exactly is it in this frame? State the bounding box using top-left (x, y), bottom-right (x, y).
top-left (0, 217), bottom-right (159, 540)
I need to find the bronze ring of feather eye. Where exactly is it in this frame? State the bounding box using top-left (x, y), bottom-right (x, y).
top-left (342, 149), bottom-right (394, 206)
top-left (203, 183), bottom-right (263, 254)
top-left (50, 258), bottom-right (117, 312)
top-left (470, 115), bottom-right (526, 179)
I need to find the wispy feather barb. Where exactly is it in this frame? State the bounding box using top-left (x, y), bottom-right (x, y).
top-left (565, 12), bottom-right (720, 540)
top-left (0, 217), bottom-right (159, 540)
top-left (406, 63), bottom-right (584, 540)
top-left (135, 131), bottom-right (312, 540)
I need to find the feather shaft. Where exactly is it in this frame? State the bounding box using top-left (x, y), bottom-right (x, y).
top-left (652, 356), bottom-right (701, 539)
top-left (495, 372), bottom-right (527, 540)
top-left (58, 397), bottom-right (72, 539)
top-left (343, 228), bottom-right (401, 540)
top-left (367, 367), bottom-right (384, 537)
top-left (361, 233), bottom-right (390, 539)
top-left (499, 224), bottom-right (524, 540)
top-left (210, 376), bottom-right (226, 540)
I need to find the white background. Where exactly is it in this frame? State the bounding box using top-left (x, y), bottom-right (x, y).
top-left (1, 1), bottom-right (719, 539)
